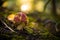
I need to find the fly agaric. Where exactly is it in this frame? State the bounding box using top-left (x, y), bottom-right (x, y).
top-left (7, 12), bottom-right (28, 24)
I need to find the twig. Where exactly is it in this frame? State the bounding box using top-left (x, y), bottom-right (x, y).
top-left (0, 19), bottom-right (16, 33)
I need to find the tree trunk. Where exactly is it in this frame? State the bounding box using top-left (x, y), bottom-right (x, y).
top-left (51, 0), bottom-right (60, 22)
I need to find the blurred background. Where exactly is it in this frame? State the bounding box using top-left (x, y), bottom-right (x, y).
top-left (0, 0), bottom-right (60, 40)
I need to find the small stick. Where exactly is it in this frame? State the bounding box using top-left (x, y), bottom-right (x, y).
top-left (0, 19), bottom-right (16, 33)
